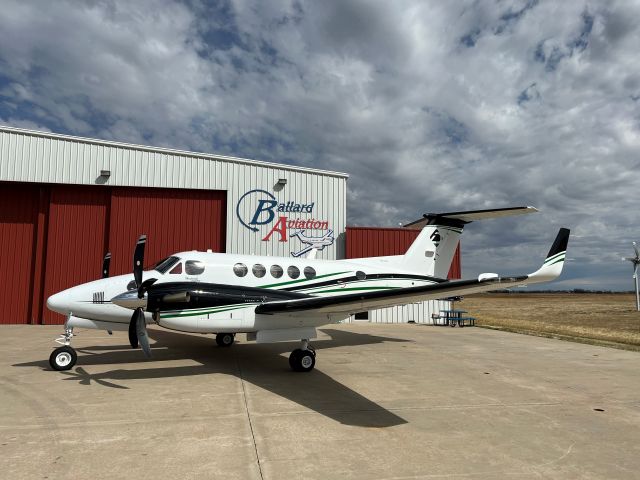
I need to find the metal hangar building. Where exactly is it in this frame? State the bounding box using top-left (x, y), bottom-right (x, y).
top-left (0, 126), bottom-right (347, 325)
top-left (0, 126), bottom-right (459, 326)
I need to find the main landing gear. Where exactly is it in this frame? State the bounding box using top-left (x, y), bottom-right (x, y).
top-left (289, 339), bottom-right (315, 372)
top-left (49, 325), bottom-right (77, 371)
top-left (216, 333), bottom-right (235, 347)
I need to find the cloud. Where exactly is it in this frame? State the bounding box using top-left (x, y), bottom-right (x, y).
top-left (0, 0), bottom-right (638, 289)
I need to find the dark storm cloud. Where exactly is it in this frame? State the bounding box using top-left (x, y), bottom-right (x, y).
top-left (0, 0), bottom-right (639, 289)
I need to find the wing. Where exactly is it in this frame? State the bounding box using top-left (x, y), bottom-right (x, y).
top-left (255, 228), bottom-right (570, 316)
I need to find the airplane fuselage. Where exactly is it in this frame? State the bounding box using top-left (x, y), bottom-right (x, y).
top-left (47, 251), bottom-right (442, 334)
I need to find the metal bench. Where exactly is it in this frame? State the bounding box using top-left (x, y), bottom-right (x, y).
top-left (449, 316), bottom-right (475, 327)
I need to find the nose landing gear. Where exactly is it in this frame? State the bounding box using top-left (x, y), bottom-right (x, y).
top-left (50, 345), bottom-right (77, 371)
top-left (49, 324), bottom-right (77, 371)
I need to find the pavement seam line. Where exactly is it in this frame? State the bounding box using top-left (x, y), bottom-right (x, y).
top-left (235, 351), bottom-right (265, 480)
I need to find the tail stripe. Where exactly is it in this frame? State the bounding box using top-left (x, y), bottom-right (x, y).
top-left (544, 251), bottom-right (566, 264)
top-left (544, 254), bottom-right (566, 267)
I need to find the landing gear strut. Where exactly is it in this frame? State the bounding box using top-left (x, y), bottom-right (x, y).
top-left (216, 333), bottom-right (235, 347)
top-left (289, 339), bottom-right (316, 372)
top-left (49, 324), bottom-right (77, 371)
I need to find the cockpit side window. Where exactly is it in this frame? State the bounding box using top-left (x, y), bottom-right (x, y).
top-left (169, 262), bottom-right (182, 274)
top-left (185, 260), bottom-right (205, 275)
top-left (154, 256), bottom-right (181, 274)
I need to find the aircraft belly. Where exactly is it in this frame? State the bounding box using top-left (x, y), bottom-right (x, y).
top-left (66, 315), bottom-right (130, 331)
top-left (254, 313), bottom-right (341, 330)
top-left (68, 303), bottom-right (134, 324)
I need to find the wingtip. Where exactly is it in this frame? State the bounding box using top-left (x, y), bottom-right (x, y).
top-left (546, 228), bottom-right (570, 259)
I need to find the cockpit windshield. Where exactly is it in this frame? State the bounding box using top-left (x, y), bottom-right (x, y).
top-left (154, 256), bottom-right (181, 274)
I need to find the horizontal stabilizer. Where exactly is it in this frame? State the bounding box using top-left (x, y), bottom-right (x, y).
top-left (404, 206), bottom-right (537, 229)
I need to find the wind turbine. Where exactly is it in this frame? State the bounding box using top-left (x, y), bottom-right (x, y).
top-left (623, 242), bottom-right (640, 311)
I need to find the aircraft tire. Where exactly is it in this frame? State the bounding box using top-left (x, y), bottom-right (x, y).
top-left (289, 349), bottom-right (315, 372)
top-left (216, 333), bottom-right (235, 347)
top-left (49, 346), bottom-right (77, 371)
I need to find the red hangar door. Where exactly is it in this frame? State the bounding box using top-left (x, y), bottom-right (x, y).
top-left (0, 184), bottom-right (40, 324)
top-left (0, 183), bottom-right (226, 325)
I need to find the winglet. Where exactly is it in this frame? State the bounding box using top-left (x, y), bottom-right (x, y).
top-left (528, 228), bottom-right (570, 283)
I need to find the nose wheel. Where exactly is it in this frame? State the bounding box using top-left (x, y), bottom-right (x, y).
top-left (49, 346), bottom-right (77, 371)
top-left (50, 322), bottom-right (78, 371)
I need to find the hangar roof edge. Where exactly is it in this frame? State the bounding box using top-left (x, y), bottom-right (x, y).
top-left (0, 125), bottom-right (349, 179)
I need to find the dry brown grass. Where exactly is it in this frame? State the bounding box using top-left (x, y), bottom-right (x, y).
top-left (460, 293), bottom-right (640, 350)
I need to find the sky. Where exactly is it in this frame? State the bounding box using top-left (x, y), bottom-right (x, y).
top-left (0, 0), bottom-right (639, 290)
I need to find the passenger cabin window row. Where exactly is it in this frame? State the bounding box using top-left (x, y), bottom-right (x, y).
top-left (233, 263), bottom-right (316, 280)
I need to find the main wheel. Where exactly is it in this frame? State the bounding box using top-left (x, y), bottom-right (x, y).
top-left (216, 333), bottom-right (235, 347)
top-left (49, 346), bottom-right (77, 371)
top-left (289, 349), bottom-right (315, 372)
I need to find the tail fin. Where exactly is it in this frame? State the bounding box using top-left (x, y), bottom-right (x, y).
top-left (402, 206), bottom-right (538, 278)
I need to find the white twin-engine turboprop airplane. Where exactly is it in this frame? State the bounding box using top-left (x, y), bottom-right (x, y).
top-left (46, 206), bottom-right (570, 373)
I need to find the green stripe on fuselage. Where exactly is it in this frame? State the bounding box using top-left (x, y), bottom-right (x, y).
top-left (160, 304), bottom-right (251, 319)
top-left (259, 271), bottom-right (350, 289)
top-left (309, 286), bottom-right (401, 294)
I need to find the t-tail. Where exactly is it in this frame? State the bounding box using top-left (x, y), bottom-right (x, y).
top-left (402, 206), bottom-right (539, 278)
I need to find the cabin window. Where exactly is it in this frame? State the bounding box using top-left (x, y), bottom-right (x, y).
top-left (270, 265), bottom-right (283, 278)
top-left (233, 263), bottom-right (248, 277)
top-left (355, 270), bottom-right (366, 280)
top-left (185, 260), bottom-right (205, 275)
top-left (252, 264), bottom-right (266, 278)
top-left (287, 265), bottom-right (300, 279)
top-left (169, 262), bottom-right (183, 274)
top-left (154, 256), bottom-right (180, 274)
top-left (304, 266), bottom-right (316, 279)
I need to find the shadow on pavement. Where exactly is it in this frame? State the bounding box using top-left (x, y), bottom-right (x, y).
top-left (14, 328), bottom-right (410, 428)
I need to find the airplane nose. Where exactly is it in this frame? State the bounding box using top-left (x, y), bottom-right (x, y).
top-left (47, 291), bottom-right (70, 315)
top-left (111, 290), bottom-right (147, 310)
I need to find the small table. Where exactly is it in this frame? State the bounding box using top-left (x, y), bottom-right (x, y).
top-left (437, 309), bottom-right (475, 327)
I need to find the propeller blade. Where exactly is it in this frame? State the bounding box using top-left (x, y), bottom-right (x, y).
top-left (102, 253), bottom-right (111, 279)
top-left (138, 277), bottom-right (158, 299)
top-left (133, 235), bottom-right (147, 288)
top-left (136, 310), bottom-right (152, 358)
top-left (128, 309), bottom-right (139, 349)
top-left (633, 242), bottom-right (639, 259)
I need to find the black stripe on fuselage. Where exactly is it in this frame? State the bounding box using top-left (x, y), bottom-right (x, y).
top-left (279, 273), bottom-right (447, 292)
top-left (147, 282), bottom-right (311, 312)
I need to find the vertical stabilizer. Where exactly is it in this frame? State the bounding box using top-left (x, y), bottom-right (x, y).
top-left (402, 224), bottom-right (462, 278)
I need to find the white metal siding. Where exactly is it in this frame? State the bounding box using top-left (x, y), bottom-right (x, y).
top-left (346, 300), bottom-right (451, 324)
top-left (0, 127), bottom-right (347, 259)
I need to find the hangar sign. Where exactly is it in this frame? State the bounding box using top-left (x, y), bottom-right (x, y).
top-left (236, 189), bottom-right (330, 242)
